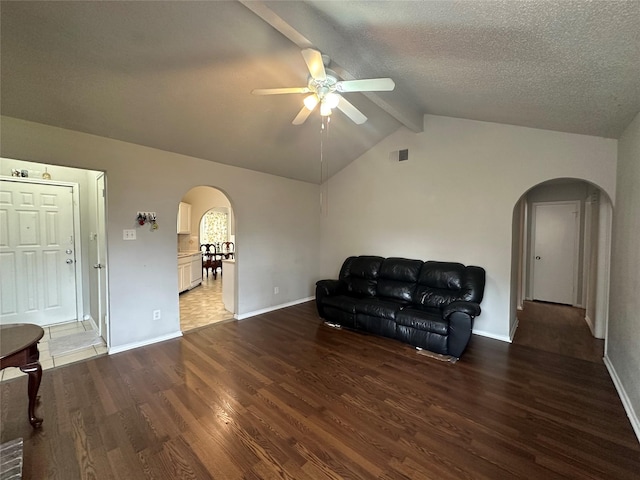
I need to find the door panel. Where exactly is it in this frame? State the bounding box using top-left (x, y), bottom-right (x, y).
top-left (0, 252), bottom-right (17, 315)
top-left (532, 202), bottom-right (579, 305)
top-left (0, 179), bottom-right (78, 326)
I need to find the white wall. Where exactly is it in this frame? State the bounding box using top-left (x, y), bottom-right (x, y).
top-left (320, 115), bottom-right (617, 340)
top-left (1, 116), bottom-right (320, 350)
top-left (607, 111), bottom-right (640, 441)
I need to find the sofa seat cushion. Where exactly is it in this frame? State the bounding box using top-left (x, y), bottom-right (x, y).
top-left (356, 314), bottom-right (397, 338)
top-left (396, 306), bottom-right (448, 335)
top-left (355, 298), bottom-right (407, 320)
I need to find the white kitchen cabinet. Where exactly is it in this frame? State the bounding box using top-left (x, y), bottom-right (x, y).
top-left (178, 253), bottom-right (202, 293)
top-left (177, 202), bottom-right (192, 234)
top-left (190, 253), bottom-right (202, 288)
top-left (178, 255), bottom-right (192, 293)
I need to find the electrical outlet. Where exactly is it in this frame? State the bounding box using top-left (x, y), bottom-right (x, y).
top-left (123, 229), bottom-right (136, 240)
top-left (274, 286), bottom-right (279, 294)
top-left (153, 309), bottom-right (161, 320)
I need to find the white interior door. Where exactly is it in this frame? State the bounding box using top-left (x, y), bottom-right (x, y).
top-left (531, 201), bottom-right (580, 305)
top-left (95, 174), bottom-right (109, 343)
top-left (0, 179), bottom-right (79, 326)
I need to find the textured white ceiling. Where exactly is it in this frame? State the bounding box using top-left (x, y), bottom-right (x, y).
top-left (307, 0), bottom-right (640, 138)
top-left (1, 1), bottom-right (638, 183)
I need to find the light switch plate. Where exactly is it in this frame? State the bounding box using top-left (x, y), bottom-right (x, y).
top-left (123, 229), bottom-right (136, 240)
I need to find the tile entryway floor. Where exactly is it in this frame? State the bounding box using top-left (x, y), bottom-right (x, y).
top-left (180, 273), bottom-right (234, 331)
top-left (0, 320), bottom-right (107, 382)
top-left (1, 271), bottom-right (232, 382)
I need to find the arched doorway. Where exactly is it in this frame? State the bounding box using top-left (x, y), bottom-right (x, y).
top-left (177, 185), bottom-right (236, 332)
top-left (509, 178), bottom-right (612, 360)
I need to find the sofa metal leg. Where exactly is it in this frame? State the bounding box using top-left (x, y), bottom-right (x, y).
top-left (323, 321), bottom-right (342, 329)
top-left (415, 348), bottom-right (458, 363)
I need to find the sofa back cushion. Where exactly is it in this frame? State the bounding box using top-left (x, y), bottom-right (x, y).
top-left (339, 256), bottom-right (384, 297)
top-left (414, 261), bottom-right (485, 308)
top-left (377, 258), bottom-right (423, 302)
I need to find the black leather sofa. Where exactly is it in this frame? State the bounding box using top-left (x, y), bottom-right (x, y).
top-left (315, 256), bottom-right (486, 358)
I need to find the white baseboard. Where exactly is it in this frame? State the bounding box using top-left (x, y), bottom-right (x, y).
top-left (585, 314), bottom-right (596, 336)
top-left (236, 296), bottom-right (315, 320)
top-left (603, 355), bottom-right (640, 444)
top-left (108, 331), bottom-right (183, 355)
top-left (472, 329), bottom-right (512, 343)
top-left (509, 317), bottom-right (520, 342)
top-left (84, 315), bottom-right (99, 333)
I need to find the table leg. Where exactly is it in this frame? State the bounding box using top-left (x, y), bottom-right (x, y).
top-left (19, 362), bottom-right (43, 428)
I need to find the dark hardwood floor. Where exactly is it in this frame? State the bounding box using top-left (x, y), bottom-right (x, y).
top-left (513, 300), bottom-right (605, 363)
top-left (1, 301), bottom-right (638, 479)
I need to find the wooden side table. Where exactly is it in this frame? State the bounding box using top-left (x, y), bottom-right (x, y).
top-left (0, 323), bottom-right (45, 427)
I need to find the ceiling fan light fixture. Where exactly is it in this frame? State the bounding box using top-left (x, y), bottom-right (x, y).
top-left (320, 102), bottom-right (332, 117)
top-left (303, 94), bottom-right (319, 111)
top-left (324, 92), bottom-right (340, 109)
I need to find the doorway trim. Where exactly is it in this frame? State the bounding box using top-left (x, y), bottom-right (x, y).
top-left (94, 172), bottom-right (110, 345)
top-left (596, 197), bottom-right (612, 343)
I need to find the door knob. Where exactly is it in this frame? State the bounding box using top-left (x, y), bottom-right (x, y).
top-left (66, 259), bottom-right (74, 264)
top-left (535, 256), bottom-right (541, 260)
top-left (93, 263), bottom-right (103, 269)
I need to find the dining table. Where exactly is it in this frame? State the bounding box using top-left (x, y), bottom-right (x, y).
top-left (0, 323), bottom-right (45, 427)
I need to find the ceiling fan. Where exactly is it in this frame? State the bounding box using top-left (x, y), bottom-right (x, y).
top-left (251, 48), bottom-right (395, 125)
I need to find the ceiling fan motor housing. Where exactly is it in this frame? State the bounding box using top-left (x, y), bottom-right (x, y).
top-left (309, 69), bottom-right (339, 100)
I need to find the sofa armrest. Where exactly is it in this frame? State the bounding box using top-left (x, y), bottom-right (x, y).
top-left (447, 311), bottom-right (475, 358)
top-left (443, 301), bottom-right (481, 320)
top-left (316, 279), bottom-right (342, 297)
top-left (315, 279), bottom-right (343, 318)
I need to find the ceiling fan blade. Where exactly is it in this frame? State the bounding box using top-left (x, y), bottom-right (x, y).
top-left (301, 48), bottom-right (326, 81)
top-left (252, 87), bottom-right (309, 95)
top-left (337, 97), bottom-right (367, 124)
top-left (292, 105), bottom-right (314, 125)
top-left (336, 78), bottom-right (395, 93)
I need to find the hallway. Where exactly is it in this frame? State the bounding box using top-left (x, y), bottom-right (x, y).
top-left (512, 300), bottom-right (605, 363)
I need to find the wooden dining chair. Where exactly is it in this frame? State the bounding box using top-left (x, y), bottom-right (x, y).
top-left (200, 244), bottom-right (222, 279)
top-left (221, 241), bottom-right (235, 259)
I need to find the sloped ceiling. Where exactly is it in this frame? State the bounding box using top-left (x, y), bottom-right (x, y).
top-left (1, 1), bottom-right (638, 183)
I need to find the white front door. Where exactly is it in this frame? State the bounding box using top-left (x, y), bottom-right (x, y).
top-left (531, 201), bottom-right (580, 305)
top-left (0, 179), bottom-right (78, 326)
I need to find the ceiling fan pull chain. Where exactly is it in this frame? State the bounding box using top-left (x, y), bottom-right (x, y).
top-left (320, 116), bottom-right (325, 186)
top-left (320, 116), bottom-right (330, 215)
